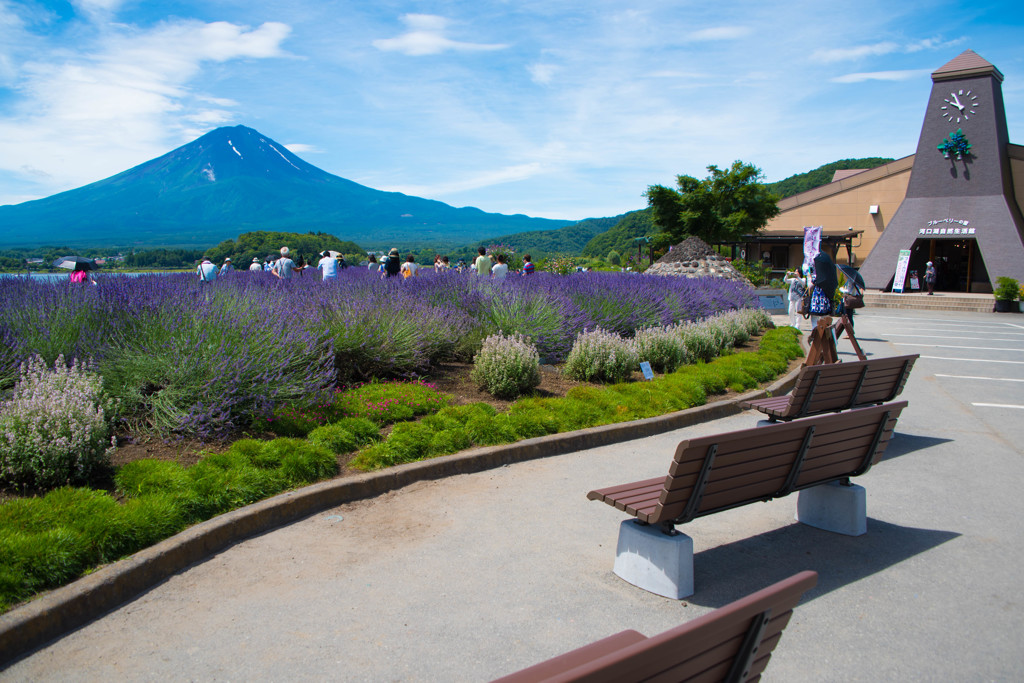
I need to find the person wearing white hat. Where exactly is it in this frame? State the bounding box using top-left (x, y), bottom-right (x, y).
top-left (924, 261), bottom-right (937, 295)
top-left (249, 257), bottom-right (262, 272)
top-left (219, 258), bottom-right (233, 276)
top-left (272, 246), bottom-right (304, 280)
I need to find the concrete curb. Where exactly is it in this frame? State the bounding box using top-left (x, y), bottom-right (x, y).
top-left (0, 353), bottom-right (804, 666)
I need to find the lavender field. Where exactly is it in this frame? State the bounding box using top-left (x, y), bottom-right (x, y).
top-left (0, 269), bottom-right (756, 437)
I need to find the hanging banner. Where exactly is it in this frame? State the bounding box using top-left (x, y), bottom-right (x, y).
top-left (803, 226), bottom-right (822, 273)
top-left (893, 249), bottom-right (912, 293)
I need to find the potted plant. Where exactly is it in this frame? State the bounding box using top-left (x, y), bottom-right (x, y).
top-left (993, 276), bottom-right (1019, 312)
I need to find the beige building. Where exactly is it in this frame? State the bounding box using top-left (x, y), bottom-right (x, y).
top-left (747, 50), bottom-right (1024, 293)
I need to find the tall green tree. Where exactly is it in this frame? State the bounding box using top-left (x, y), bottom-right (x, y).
top-left (644, 161), bottom-right (780, 247)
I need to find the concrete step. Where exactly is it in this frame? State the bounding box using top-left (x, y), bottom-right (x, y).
top-left (861, 292), bottom-right (998, 313)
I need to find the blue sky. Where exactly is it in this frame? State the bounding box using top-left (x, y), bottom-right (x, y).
top-left (1, 0), bottom-right (1022, 220)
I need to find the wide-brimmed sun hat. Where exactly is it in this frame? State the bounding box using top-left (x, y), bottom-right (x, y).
top-left (389, 248), bottom-right (399, 256)
top-left (252, 257), bottom-right (260, 262)
top-left (281, 247), bottom-right (290, 256)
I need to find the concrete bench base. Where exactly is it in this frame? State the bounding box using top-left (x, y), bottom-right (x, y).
top-left (613, 520), bottom-right (694, 599)
top-left (796, 480), bottom-right (867, 536)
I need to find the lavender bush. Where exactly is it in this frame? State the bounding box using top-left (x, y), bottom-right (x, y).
top-left (0, 355), bottom-right (115, 490)
top-left (0, 269), bottom-right (757, 436)
top-left (471, 333), bottom-right (541, 399)
top-left (563, 327), bottom-right (639, 383)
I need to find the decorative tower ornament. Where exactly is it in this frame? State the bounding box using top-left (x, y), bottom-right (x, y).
top-left (936, 129), bottom-right (972, 160)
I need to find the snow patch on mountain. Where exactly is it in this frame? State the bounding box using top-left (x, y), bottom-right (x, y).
top-left (267, 142), bottom-right (300, 171)
top-left (201, 165), bottom-right (216, 182)
top-left (227, 140), bottom-right (243, 159)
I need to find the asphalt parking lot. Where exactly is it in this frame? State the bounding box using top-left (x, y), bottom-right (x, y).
top-left (3, 309), bottom-right (1023, 682)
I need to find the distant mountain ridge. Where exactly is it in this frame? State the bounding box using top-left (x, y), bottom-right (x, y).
top-left (0, 126), bottom-right (572, 248)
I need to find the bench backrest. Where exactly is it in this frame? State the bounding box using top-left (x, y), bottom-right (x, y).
top-left (651, 401), bottom-right (906, 526)
top-left (784, 354), bottom-right (917, 418)
top-left (493, 570), bottom-right (818, 683)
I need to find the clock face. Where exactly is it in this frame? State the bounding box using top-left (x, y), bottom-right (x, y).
top-left (939, 89), bottom-right (979, 124)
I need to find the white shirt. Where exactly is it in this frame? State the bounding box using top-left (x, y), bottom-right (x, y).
top-left (318, 256), bottom-right (338, 279)
top-left (197, 261), bottom-right (217, 281)
top-left (491, 262), bottom-right (509, 280)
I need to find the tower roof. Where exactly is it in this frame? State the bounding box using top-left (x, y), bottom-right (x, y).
top-left (932, 49), bottom-right (1003, 82)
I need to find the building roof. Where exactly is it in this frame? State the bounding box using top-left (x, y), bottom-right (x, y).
top-left (831, 169), bottom-right (866, 182)
top-left (724, 230), bottom-right (863, 244)
top-left (932, 49), bottom-right (1003, 82)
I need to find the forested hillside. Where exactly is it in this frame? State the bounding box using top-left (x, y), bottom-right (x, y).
top-left (581, 209), bottom-right (655, 259)
top-left (765, 157), bottom-right (894, 198)
top-left (203, 231), bottom-right (364, 266)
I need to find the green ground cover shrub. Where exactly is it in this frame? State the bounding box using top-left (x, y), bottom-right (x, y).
top-left (0, 437), bottom-right (340, 613)
top-left (308, 417), bottom-right (380, 454)
top-left (267, 380), bottom-right (451, 436)
top-left (350, 326), bottom-right (802, 471)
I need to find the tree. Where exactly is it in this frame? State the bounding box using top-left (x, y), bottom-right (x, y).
top-left (644, 161), bottom-right (780, 246)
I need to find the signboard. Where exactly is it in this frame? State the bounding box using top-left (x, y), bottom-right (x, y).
top-left (639, 361), bottom-right (654, 381)
top-left (893, 249), bottom-right (912, 293)
top-left (758, 294), bottom-right (785, 312)
top-left (803, 226), bottom-right (822, 273)
top-left (909, 270), bottom-right (920, 291)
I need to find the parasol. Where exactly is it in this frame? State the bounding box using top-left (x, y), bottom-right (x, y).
top-left (837, 264), bottom-right (865, 289)
top-left (53, 256), bottom-right (98, 271)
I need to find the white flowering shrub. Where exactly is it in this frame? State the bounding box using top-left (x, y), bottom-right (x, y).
top-left (632, 326), bottom-right (690, 373)
top-left (675, 322), bottom-right (720, 363)
top-left (710, 313), bottom-right (748, 346)
top-left (471, 333), bottom-right (541, 399)
top-left (0, 355), bottom-right (116, 490)
top-left (563, 328), bottom-right (639, 383)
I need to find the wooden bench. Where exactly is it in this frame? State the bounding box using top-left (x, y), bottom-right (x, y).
top-left (494, 571), bottom-right (818, 683)
top-left (587, 402), bottom-right (906, 598)
top-left (740, 354), bottom-right (917, 422)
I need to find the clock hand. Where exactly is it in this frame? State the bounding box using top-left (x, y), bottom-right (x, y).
top-left (951, 93), bottom-right (964, 110)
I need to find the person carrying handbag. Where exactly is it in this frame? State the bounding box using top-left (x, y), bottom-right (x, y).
top-left (808, 252), bottom-right (837, 327)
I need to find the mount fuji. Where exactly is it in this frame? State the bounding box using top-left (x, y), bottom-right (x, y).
top-left (0, 125), bottom-right (572, 248)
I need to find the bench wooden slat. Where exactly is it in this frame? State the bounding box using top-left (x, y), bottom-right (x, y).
top-left (742, 355), bottom-right (917, 421)
top-left (493, 630), bottom-right (647, 682)
top-left (494, 571), bottom-right (817, 683)
top-left (589, 402), bottom-right (906, 528)
top-left (495, 573), bottom-right (815, 683)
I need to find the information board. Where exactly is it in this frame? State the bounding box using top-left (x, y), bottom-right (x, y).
top-left (639, 361), bottom-right (654, 381)
top-left (893, 249), bottom-right (912, 293)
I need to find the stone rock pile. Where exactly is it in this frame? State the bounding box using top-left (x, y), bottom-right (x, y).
top-left (645, 236), bottom-right (749, 283)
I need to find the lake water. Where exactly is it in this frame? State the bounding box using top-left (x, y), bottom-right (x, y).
top-left (0, 271), bottom-right (174, 282)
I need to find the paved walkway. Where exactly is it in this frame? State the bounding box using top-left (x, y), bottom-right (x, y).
top-left (4, 310), bottom-right (1024, 681)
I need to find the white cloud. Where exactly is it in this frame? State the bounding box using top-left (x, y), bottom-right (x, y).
top-left (528, 63), bottom-right (558, 85)
top-left (831, 69), bottom-right (931, 83)
top-left (687, 26), bottom-right (752, 41)
top-left (379, 163), bottom-right (545, 197)
top-left (0, 19), bottom-right (291, 194)
top-left (372, 13), bottom-right (508, 56)
top-left (285, 143), bottom-right (321, 154)
top-left (813, 38), bottom-right (957, 63)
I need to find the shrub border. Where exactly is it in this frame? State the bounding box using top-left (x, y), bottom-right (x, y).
top-left (0, 338), bottom-right (805, 667)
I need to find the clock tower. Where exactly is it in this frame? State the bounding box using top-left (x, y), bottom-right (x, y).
top-left (859, 50), bottom-right (1024, 290)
